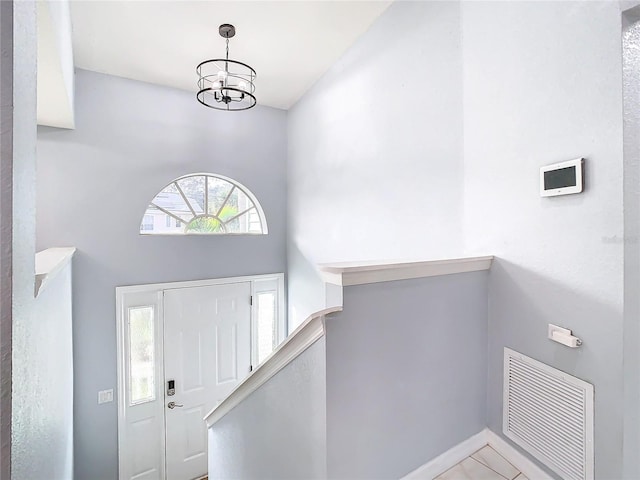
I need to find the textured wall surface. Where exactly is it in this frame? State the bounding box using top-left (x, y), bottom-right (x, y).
top-left (325, 272), bottom-right (488, 479)
top-left (32, 2), bottom-right (634, 478)
top-left (623, 10), bottom-right (640, 479)
top-left (287, 1), bottom-right (629, 477)
top-left (208, 338), bottom-right (327, 480)
top-left (37, 70), bottom-right (287, 479)
top-left (0, 3), bottom-right (13, 478)
top-left (287, 0), bottom-right (464, 329)
top-left (9, 1), bottom-right (61, 479)
top-left (14, 263), bottom-right (74, 480)
top-left (461, 2), bottom-right (625, 478)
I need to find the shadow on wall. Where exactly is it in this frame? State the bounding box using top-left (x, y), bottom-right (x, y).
top-left (486, 259), bottom-right (623, 479)
top-left (286, 241), bottom-right (328, 332)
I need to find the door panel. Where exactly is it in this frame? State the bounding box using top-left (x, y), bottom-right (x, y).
top-left (216, 323), bottom-right (238, 384)
top-left (118, 292), bottom-right (166, 480)
top-left (164, 282), bottom-right (251, 480)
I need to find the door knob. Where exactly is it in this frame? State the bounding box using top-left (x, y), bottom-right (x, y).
top-left (167, 401), bottom-right (184, 409)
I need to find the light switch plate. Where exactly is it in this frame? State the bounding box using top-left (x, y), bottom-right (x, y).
top-left (98, 389), bottom-right (114, 404)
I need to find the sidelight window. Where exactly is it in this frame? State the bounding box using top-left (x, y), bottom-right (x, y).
top-left (128, 306), bottom-right (156, 405)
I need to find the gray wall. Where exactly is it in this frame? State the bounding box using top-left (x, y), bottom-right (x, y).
top-left (461, 3), bottom-right (625, 478)
top-left (9, 1), bottom-right (64, 479)
top-left (325, 272), bottom-right (488, 479)
top-left (0, 2), bottom-right (14, 477)
top-left (14, 262), bottom-right (74, 480)
top-left (3, 4), bottom-right (71, 479)
top-left (623, 8), bottom-right (640, 479)
top-left (287, 0), bottom-right (464, 330)
top-left (287, 1), bottom-right (629, 477)
top-left (208, 338), bottom-right (327, 480)
top-left (36, 69), bottom-right (287, 479)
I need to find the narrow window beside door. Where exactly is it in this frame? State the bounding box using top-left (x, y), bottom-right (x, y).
top-left (256, 291), bottom-right (277, 364)
top-left (128, 306), bottom-right (156, 405)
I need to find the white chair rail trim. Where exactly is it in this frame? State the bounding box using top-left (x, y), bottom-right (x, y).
top-left (35, 247), bottom-right (77, 297)
top-left (319, 256), bottom-right (494, 287)
top-left (204, 306), bottom-right (342, 428)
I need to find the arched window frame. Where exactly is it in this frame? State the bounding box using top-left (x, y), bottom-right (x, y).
top-left (139, 173), bottom-right (268, 235)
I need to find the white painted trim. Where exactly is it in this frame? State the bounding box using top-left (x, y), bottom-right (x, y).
top-left (486, 430), bottom-right (554, 480)
top-left (401, 430), bottom-right (488, 479)
top-left (116, 289), bottom-right (165, 480)
top-left (204, 306), bottom-right (342, 427)
top-left (400, 429), bottom-right (553, 480)
top-left (139, 172), bottom-right (269, 235)
top-left (115, 272), bottom-right (284, 295)
top-left (250, 275), bottom-right (286, 368)
top-left (116, 273), bottom-right (284, 480)
top-left (319, 256), bottom-right (494, 287)
top-left (34, 247), bottom-right (76, 297)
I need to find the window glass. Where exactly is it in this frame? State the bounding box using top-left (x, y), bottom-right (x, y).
top-left (207, 177), bottom-right (233, 216)
top-left (152, 184), bottom-right (193, 222)
top-left (176, 176), bottom-right (205, 215)
top-left (141, 215), bottom-right (154, 231)
top-left (248, 209), bottom-right (261, 233)
top-left (256, 292), bottom-right (277, 364)
top-left (186, 217), bottom-right (223, 233)
top-left (129, 306), bottom-right (155, 405)
top-left (140, 174), bottom-right (267, 235)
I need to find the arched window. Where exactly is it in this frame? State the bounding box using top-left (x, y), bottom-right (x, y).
top-left (139, 173), bottom-right (267, 235)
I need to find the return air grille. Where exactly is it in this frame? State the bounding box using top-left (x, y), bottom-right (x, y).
top-left (503, 348), bottom-right (594, 480)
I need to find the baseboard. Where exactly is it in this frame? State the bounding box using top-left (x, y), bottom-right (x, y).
top-left (401, 429), bottom-right (488, 479)
top-left (486, 430), bottom-right (553, 480)
top-left (400, 428), bottom-right (553, 480)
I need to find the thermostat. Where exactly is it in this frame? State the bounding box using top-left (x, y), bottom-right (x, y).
top-left (540, 158), bottom-right (584, 197)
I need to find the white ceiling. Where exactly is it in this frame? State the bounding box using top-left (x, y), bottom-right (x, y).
top-left (70, 1), bottom-right (391, 110)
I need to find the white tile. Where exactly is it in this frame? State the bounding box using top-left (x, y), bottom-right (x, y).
top-left (472, 445), bottom-right (520, 479)
top-left (514, 475), bottom-right (529, 480)
top-left (436, 457), bottom-right (507, 480)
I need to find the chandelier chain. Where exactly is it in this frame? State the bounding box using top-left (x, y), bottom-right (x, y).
top-left (225, 37), bottom-right (229, 72)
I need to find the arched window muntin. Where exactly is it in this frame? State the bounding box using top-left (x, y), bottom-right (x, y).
top-left (140, 173), bottom-right (268, 235)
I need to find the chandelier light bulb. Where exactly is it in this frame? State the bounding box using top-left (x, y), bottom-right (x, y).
top-left (217, 70), bottom-right (227, 82)
top-left (238, 81), bottom-right (247, 92)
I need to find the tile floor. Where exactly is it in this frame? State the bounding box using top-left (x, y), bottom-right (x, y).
top-left (436, 445), bottom-right (527, 480)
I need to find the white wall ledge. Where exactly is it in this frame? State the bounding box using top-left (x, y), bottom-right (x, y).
top-left (35, 247), bottom-right (76, 297)
top-left (319, 256), bottom-right (494, 287)
top-left (204, 306), bottom-right (342, 428)
top-left (204, 256), bottom-right (494, 428)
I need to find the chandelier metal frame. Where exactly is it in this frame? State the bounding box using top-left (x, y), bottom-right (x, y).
top-left (196, 24), bottom-right (257, 111)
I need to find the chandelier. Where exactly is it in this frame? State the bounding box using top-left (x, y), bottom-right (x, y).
top-left (196, 24), bottom-right (257, 111)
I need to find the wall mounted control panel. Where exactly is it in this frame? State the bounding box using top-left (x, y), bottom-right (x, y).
top-left (540, 158), bottom-right (584, 197)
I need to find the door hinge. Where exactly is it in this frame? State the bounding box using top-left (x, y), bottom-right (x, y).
top-left (250, 365), bottom-right (253, 373)
top-left (250, 295), bottom-right (253, 306)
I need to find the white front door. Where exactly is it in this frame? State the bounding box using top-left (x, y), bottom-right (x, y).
top-left (117, 274), bottom-right (284, 480)
top-left (163, 282), bottom-right (251, 480)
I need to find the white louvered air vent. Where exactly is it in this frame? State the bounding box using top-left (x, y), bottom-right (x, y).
top-left (503, 348), bottom-right (594, 480)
